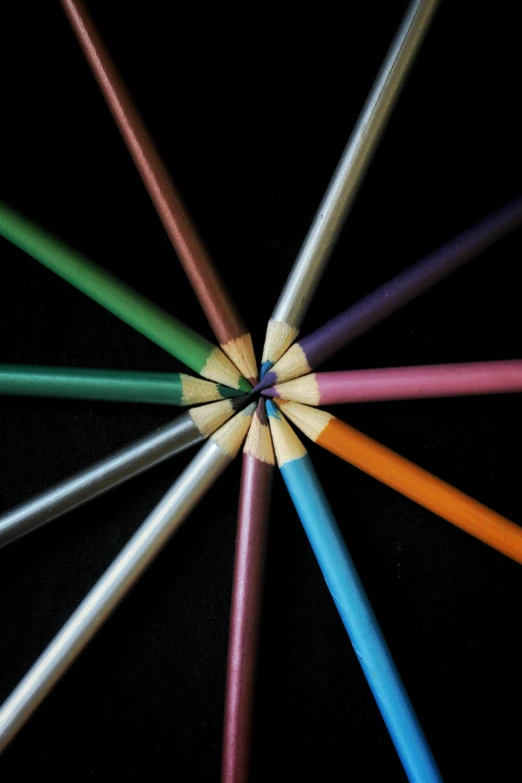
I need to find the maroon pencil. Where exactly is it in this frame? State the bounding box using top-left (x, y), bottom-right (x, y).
top-left (60, 0), bottom-right (257, 385)
top-left (221, 400), bottom-right (274, 783)
top-left (262, 360), bottom-right (522, 405)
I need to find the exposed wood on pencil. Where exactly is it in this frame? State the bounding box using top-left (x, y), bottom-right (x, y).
top-left (221, 401), bottom-right (274, 783)
top-left (263, 360), bottom-right (522, 405)
top-left (278, 400), bottom-right (522, 564)
top-left (0, 397), bottom-right (249, 549)
top-left (0, 201), bottom-right (251, 391)
top-left (0, 402), bottom-right (256, 754)
top-left (265, 400), bottom-right (442, 783)
top-left (259, 0), bottom-right (440, 372)
top-left (0, 365), bottom-right (244, 406)
top-left (189, 397), bottom-right (250, 439)
top-left (258, 196), bottom-right (522, 389)
top-left (60, 0), bottom-right (258, 383)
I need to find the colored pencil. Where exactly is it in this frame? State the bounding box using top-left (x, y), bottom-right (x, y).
top-left (0, 201), bottom-right (251, 392)
top-left (258, 197), bottom-right (522, 389)
top-left (221, 400), bottom-right (274, 783)
top-left (259, 0), bottom-right (440, 376)
top-left (0, 365), bottom-right (244, 406)
top-left (60, 0), bottom-right (258, 385)
top-left (0, 397), bottom-right (248, 549)
top-left (278, 400), bottom-right (522, 564)
top-left (266, 401), bottom-right (441, 783)
top-left (263, 360), bottom-right (522, 406)
top-left (0, 402), bottom-right (255, 753)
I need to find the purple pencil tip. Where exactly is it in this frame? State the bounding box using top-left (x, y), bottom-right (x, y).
top-left (260, 387), bottom-right (278, 398)
top-left (252, 372), bottom-right (277, 393)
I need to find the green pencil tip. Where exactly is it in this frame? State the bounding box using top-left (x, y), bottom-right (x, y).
top-left (237, 376), bottom-right (253, 393)
top-left (218, 384), bottom-right (245, 399)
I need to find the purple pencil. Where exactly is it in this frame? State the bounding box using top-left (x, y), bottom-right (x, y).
top-left (262, 360), bottom-right (522, 406)
top-left (221, 400), bottom-right (274, 783)
top-left (255, 197), bottom-right (522, 390)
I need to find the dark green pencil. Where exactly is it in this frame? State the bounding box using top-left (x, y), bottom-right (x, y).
top-left (0, 365), bottom-right (244, 406)
top-left (0, 201), bottom-right (251, 391)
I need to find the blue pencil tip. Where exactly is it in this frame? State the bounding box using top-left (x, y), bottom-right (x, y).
top-left (260, 361), bottom-right (273, 379)
top-left (265, 399), bottom-right (280, 419)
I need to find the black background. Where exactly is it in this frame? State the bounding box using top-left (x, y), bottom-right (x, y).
top-left (1, 1), bottom-right (521, 780)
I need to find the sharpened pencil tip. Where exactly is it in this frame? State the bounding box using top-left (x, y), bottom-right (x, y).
top-left (260, 361), bottom-right (273, 379)
top-left (252, 372), bottom-right (276, 393)
top-left (255, 398), bottom-right (269, 425)
top-left (238, 376), bottom-right (253, 393)
top-left (230, 394), bottom-right (252, 412)
top-left (265, 399), bottom-right (281, 419)
top-left (242, 401), bottom-right (257, 417)
top-left (260, 387), bottom-right (277, 398)
top-left (217, 384), bottom-right (245, 399)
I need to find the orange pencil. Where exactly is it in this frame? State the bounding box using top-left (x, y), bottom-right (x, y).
top-left (277, 400), bottom-right (522, 564)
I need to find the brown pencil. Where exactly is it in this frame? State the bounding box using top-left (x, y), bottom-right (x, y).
top-left (221, 400), bottom-right (274, 783)
top-left (60, 0), bottom-right (258, 384)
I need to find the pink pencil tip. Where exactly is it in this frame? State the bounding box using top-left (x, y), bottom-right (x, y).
top-left (260, 387), bottom-right (278, 398)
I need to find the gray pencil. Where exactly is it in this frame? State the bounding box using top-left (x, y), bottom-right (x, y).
top-left (260, 0), bottom-right (440, 375)
top-left (0, 402), bottom-right (255, 754)
top-left (0, 397), bottom-right (247, 549)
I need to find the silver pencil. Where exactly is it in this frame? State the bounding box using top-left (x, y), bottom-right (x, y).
top-left (260, 0), bottom-right (440, 373)
top-left (0, 397), bottom-right (248, 549)
top-left (0, 402), bottom-right (255, 753)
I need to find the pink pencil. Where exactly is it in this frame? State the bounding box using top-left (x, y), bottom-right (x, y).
top-left (262, 360), bottom-right (522, 406)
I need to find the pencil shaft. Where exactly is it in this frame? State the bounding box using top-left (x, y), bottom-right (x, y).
top-left (275, 361), bottom-right (522, 405)
top-left (222, 453), bottom-right (273, 783)
top-left (0, 365), bottom-right (234, 406)
top-left (0, 439), bottom-right (231, 753)
top-left (270, 0), bottom-right (439, 331)
top-left (320, 417), bottom-right (522, 563)
top-left (60, 0), bottom-right (252, 354)
top-left (300, 197), bottom-right (522, 368)
top-left (0, 202), bottom-right (248, 389)
top-left (279, 453), bottom-right (441, 783)
top-left (0, 413), bottom-right (201, 549)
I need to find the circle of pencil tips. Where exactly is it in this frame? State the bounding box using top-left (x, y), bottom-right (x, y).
top-left (2, 1), bottom-right (522, 781)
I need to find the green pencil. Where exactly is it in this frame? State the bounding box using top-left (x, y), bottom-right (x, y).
top-left (0, 365), bottom-right (243, 406)
top-left (0, 202), bottom-right (251, 392)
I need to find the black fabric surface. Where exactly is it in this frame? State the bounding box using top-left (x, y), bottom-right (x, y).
top-left (1, 2), bottom-right (521, 780)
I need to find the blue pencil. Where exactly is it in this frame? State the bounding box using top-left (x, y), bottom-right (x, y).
top-left (265, 400), bottom-right (442, 783)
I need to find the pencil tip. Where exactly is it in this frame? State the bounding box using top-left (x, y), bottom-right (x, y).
top-left (217, 384), bottom-right (245, 399)
top-left (230, 394), bottom-right (251, 412)
top-left (242, 401), bottom-right (257, 417)
top-left (210, 401), bottom-right (255, 457)
top-left (221, 334), bottom-right (258, 385)
top-left (260, 361), bottom-right (273, 379)
top-left (255, 398), bottom-right (269, 426)
top-left (252, 371), bottom-right (276, 393)
top-left (260, 386), bottom-right (277, 398)
top-left (244, 399), bottom-right (274, 462)
top-left (265, 399), bottom-right (281, 419)
top-left (237, 376), bottom-right (253, 393)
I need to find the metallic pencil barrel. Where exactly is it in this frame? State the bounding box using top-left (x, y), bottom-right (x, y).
top-left (271, 0), bottom-right (439, 328)
top-left (0, 413), bottom-right (200, 549)
top-left (0, 440), bottom-right (231, 753)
